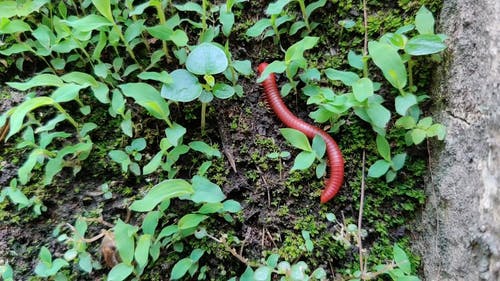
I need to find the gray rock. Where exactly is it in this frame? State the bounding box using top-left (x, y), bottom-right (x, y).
top-left (415, 0), bottom-right (500, 280)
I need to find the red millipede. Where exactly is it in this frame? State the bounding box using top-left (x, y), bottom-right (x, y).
top-left (257, 62), bottom-right (344, 203)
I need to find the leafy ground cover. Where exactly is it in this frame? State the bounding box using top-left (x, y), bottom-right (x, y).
top-left (0, 0), bottom-right (445, 280)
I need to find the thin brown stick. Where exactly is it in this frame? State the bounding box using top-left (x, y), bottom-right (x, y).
top-left (357, 150), bottom-right (367, 278)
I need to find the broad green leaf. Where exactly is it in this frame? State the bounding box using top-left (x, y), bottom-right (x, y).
top-left (173, 2), bottom-right (203, 14)
top-left (348, 50), bottom-right (364, 70)
top-left (256, 60), bottom-right (286, 83)
top-left (213, 83), bottom-right (235, 99)
top-left (245, 18), bottom-right (271, 37)
top-left (233, 60), bottom-right (253, 76)
top-left (353, 78), bottom-right (374, 102)
top-left (417, 117), bottom-right (433, 129)
top-left (411, 128), bottom-right (426, 144)
top-left (0, 19), bottom-right (31, 34)
top-left (306, 0), bottom-right (327, 18)
top-left (395, 116), bottom-right (416, 129)
top-left (91, 0), bottom-right (113, 22)
top-left (190, 175), bottom-right (226, 203)
top-left (189, 249), bottom-right (204, 262)
top-left (285, 36), bottom-right (319, 64)
top-left (312, 135), bottom-right (326, 159)
top-left (392, 153), bottom-right (407, 171)
top-left (198, 202), bottom-right (224, 214)
top-left (325, 68), bottom-right (360, 86)
top-left (280, 128), bottom-right (312, 151)
top-left (368, 41), bottom-right (407, 89)
top-left (368, 160), bottom-right (391, 178)
top-left (186, 43), bottom-right (228, 75)
top-left (107, 263), bottom-right (134, 281)
top-left (426, 123), bottom-right (446, 140)
top-left (366, 102), bottom-right (391, 129)
top-left (405, 34), bottom-right (446, 56)
top-left (62, 14), bottom-right (112, 32)
top-left (61, 72), bottom-right (98, 87)
top-left (142, 151), bottom-right (163, 175)
top-left (0, 43), bottom-right (31, 55)
top-left (119, 83), bottom-right (170, 121)
top-left (92, 82), bottom-right (110, 103)
top-left (253, 266), bottom-right (272, 281)
top-left (266, 0), bottom-right (291, 15)
top-left (0, 0), bottom-right (49, 18)
top-left (289, 21), bottom-right (307, 35)
top-left (169, 30), bottom-right (189, 46)
top-left (223, 200), bottom-right (242, 213)
top-left (395, 93), bottom-right (417, 115)
top-left (376, 134), bottom-right (391, 161)
top-left (266, 254), bottom-right (280, 267)
top-left (130, 179), bottom-right (193, 212)
top-left (7, 74), bottom-right (64, 90)
top-left (415, 6), bottom-right (434, 35)
top-left (7, 97), bottom-right (54, 140)
top-left (316, 161), bottom-right (326, 178)
top-left (138, 71), bottom-right (173, 84)
top-left (124, 20), bottom-right (144, 43)
top-left (291, 151), bottom-right (316, 171)
top-left (393, 244), bottom-right (411, 274)
top-left (166, 122), bottom-right (187, 146)
top-left (189, 141), bottom-right (221, 158)
top-left (4, 185), bottom-right (30, 207)
top-left (51, 84), bottom-right (86, 103)
top-left (141, 211), bottom-right (160, 235)
top-left (108, 150), bottom-right (130, 172)
top-left (135, 234), bottom-right (151, 269)
top-left (161, 69), bottom-right (202, 102)
top-left (78, 252), bottom-right (92, 273)
top-left (178, 214), bottom-right (208, 230)
top-left (114, 220), bottom-right (138, 265)
top-left (35, 114), bottom-right (66, 133)
top-left (220, 5), bottom-right (235, 36)
top-left (240, 266), bottom-right (255, 281)
top-left (170, 258), bottom-right (193, 280)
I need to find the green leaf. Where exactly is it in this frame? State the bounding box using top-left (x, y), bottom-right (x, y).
top-left (161, 69), bottom-right (202, 102)
top-left (114, 220), bottom-right (138, 265)
top-left (107, 263), bottom-right (134, 281)
top-left (245, 18), bottom-right (271, 37)
top-left (393, 244), bottom-right (411, 274)
top-left (353, 78), bottom-right (374, 102)
top-left (285, 36), bottom-right (319, 64)
top-left (166, 122), bottom-right (187, 146)
top-left (223, 200), bottom-right (242, 213)
top-left (61, 72), bottom-right (98, 87)
top-left (368, 160), bottom-right (391, 178)
top-left (240, 266), bottom-right (255, 281)
top-left (233, 60), bottom-right (253, 76)
top-left (411, 128), bottom-right (426, 144)
top-left (186, 43), bottom-right (228, 75)
top-left (253, 266), bottom-right (272, 281)
top-left (366, 102), bottom-right (391, 129)
top-left (78, 252), bottom-right (92, 273)
top-left (426, 123), bottom-right (446, 140)
top-left (51, 84), bottom-right (85, 103)
top-left (143, 151), bottom-right (163, 175)
top-left (405, 34), bottom-right (446, 56)
top-left (376, 134), bottom-right (391, 162)
top-left (198, 202), bottom-right (223, 214)
top-left (91, 0), bottom-right (113, 22)
top-left (138, 71), bottom-right (172, 84)
top-left (119, 83), bottom-right (170, 121)
top-left (395, 116), bottom-right (416, 129)
top-left (62, 14), bottom-right (112, 32)
top-left (130, 179), bottom-right (194, 212)
top-left (256, 60), bottom-right (286, 83)
top-left (170, 258), bottom-right (193, 280)
top-left (190, 248), bottom-right (204, 262)
top-left (141, 211), bottom-right (160, 235)
top-left (291, 151), bottom-right (316, 171)
top-left (306, 0), bottom-right (327, 18)
top-left (266, 254), bottom-right (280, 267)
top-left (213, 83), bottom-right (235, 99)
top-left (395, 94), bottom-right (418, 116)
top-left (289, 21), bottom-right (306, 35)
top-left (190, 175), bottom-right (226, 203)
top-left (266, 0), bottom-right (291, 15)
top-left (178, 214), bottom-right (208, 230)
top-left (7, 74), bottom-right (64, 90)
top-left (135, 234), bottom-right (151, 269)
top-left (325, 68), bottom-right (360, 86)
top-left (348, 50), bottom-right (364, 70)
top-left (173, 2), bottom-right (203, 14)
top-left (7, 97), bottom-right (54, 140)
top-left (312, 135), bottom-right (326, 159)
top-left (415, 6), bottom-right (434, 35)
top-left (108, 150), bottom-right (130, 172)
top-left (392, 153), bottom-right (407, 171)
top-left (368, 41), bottom-right (407, 89)
top-left (189, 141), bottom-right (221, 158)
top-left (220, 5), bottom-right (235, 36)
top-left (280, 128), bottom-right (312, 151)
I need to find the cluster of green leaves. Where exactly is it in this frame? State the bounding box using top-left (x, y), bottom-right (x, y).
top-left (258, 6), bottom-right (446, 182)
top-left (246, 0), bottom-right (327, 44)
top-left (0, 0), bottom-right (249, 279)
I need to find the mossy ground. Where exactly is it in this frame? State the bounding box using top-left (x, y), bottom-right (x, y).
top-left (0, 0), bottom-right (443, 280)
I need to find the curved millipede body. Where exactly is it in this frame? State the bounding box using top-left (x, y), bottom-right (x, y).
top-left (257, 62), bottom-right (345, 203)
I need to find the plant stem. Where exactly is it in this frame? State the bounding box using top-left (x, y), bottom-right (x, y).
top-left (270, 15), bottom-right (280, 45)
top-left (201, 102), bottom-right (207, 132)
top-left (154, 2), bottom-right (171, 62)
top-left (53, 103), bottom-right (79, 130)
top-left (113, 24), bottom-right (142, 69)
top-left (298, 0), bottom-right (311, 32)
top-left (200, 0), bottom-right (208, 41)
top-left (408, 58), bottom-right (414, 92)
top-left (357, 150), bottom-right (367, 279)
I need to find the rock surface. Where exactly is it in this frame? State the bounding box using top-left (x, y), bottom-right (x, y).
top-left (416, 0), bottom-right (500, 280)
